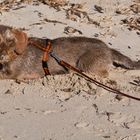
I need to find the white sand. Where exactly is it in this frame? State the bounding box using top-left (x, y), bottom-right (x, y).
top-left (0, 0), bottom-right (140, 139)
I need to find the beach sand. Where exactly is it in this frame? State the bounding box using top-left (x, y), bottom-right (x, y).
top-left (0, 0), bottom-right (140, 139)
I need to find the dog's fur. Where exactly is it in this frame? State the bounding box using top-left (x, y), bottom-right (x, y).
top-left (0, 25), bottom-right (140, 80)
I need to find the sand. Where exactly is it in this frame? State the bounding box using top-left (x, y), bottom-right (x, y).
top-left (0, 0), bottom-right (140, 139)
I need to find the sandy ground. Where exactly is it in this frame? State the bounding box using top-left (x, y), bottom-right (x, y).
top-left (0, 0), bottom-right (140, 140)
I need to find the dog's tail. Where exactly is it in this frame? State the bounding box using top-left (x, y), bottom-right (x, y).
top-left (111, 49), bottom-right (140, 70)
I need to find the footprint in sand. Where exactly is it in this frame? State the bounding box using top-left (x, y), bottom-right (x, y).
top-left (126, 121), bottom-right (140, 129)
top-left (109, 112), bottom-right (135, 128)
top-left (74, 122), bottom-right (89, 128)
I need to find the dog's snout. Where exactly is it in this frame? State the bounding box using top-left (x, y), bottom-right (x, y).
top-left (0, 63), bottom-right (3, 70)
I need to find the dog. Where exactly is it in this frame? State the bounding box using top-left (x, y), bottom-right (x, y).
top-left (0, 24), bottom-right (140, 81)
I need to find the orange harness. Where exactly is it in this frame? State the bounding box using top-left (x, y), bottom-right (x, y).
top-left (29, 39), bottom-right (140, 101)
top-left (29, 39), bottom-right (52, 75)
top-left (42, 41), bottom-right (51, 75)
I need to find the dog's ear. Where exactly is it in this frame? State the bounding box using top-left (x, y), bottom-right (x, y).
top-left (0, 34), bottom-right (3, 44)
top-left (4, 28), bottom-right (28, 54)
top-left (11, 29), bottom-right (28, 54)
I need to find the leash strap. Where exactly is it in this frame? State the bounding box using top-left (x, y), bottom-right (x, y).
top-left (50, 52), bottom-right (140, 101)
top-left (29, 39), bottom-right (140, 101)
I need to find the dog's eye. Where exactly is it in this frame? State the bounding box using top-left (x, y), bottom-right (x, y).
top-left (0, 63), bottom-right (3, 70)
top-left (0, 54), bottom-right (6, 60)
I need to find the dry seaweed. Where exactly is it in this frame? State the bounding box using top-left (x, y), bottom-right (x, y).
top-left (0, 0), bottom-right (32, 12)
top-left (64, 26), bottom-right (82, 35)
top-left (43, 18), bottom-right (67, 25)
top-left (130, 3), bottom-right (140, 13)
top-left (0, 0), bottom-right (99, 27)
top-left (121, 17), bottom-right (140, 31)
top-left (39, 0), bottom-right (68, 11)
top-left (130, 77), bottom-right (140, 86)
top-left (116, 3), bottom-right (140, 15)
top-left (30, 17), bottom-right (67, 26)
top-left (94, 5), bottom-right (104, 13)
top-left (66, 3), bottom-right (100, 26)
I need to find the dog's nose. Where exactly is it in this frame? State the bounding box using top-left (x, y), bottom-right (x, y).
top-left (0, 63), bottom-right (3, 70)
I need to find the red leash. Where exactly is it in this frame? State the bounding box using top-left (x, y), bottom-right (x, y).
top-left (29, 39), bottom-right (140, 101)
top-left (50, 52), bottom-right (140, 101)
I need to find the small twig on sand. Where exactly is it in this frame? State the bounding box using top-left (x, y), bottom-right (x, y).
top-left (64, 26), bottom-right (82, 35)
top-left (94, 5), bottom-right (104, 13)
top-left (43, 18), bottom-right (67, 25)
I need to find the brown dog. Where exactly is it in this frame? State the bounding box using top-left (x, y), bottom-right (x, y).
top-left (0, 25), bottom-right (140, 80)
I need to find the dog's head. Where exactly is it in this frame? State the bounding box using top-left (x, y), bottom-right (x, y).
top-left (0, 27), bottom-right (28, 63)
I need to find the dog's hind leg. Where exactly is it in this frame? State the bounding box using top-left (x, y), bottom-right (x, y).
top-left (77, 49), bottom-right (112, 78)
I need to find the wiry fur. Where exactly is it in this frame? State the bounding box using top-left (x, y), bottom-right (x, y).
top-left (0, 25), bottom-right (140, 80)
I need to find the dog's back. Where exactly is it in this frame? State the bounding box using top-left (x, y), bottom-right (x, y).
top-left (47, 37), bottom-right (140, 77)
